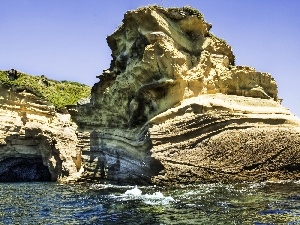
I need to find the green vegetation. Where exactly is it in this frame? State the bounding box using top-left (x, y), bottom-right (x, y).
top-left (137, 5), bottom-right (204, 20)
top-left (179, 5), bottom-right (204, 18)
top-left (0, 70), bottom-right (91, 109)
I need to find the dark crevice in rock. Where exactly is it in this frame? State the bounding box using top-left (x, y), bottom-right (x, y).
top-left (0, 157), bottom-right (52, 182)
top-left (150, 157), bottom-right (164, 177)
top-left (280, 163), bottom-right (300, 172)
top-left (130, 33), bottom-right (150, 61)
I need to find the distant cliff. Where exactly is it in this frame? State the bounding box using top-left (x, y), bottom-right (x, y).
top-left (0, 70), bottom-right (90, 182)
top-left (70, 5), bottom-right (300, 184)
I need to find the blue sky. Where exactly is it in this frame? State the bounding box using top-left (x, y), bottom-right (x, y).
top-left (0, 0), bottom-right (299, 117)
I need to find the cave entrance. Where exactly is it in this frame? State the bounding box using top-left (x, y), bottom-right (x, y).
top-left (0, 157), bottom-right (52, 182)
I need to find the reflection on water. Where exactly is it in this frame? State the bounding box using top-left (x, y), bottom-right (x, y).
top-left (0, 181), bottom-right (299, 224)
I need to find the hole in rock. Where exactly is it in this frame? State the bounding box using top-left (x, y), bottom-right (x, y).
top-left (0, 157), bottom-right (52, 182)
top-left (281, 163), bottom-right (300, 172)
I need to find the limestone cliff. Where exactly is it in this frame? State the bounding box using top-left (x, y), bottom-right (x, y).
top-left (70, 6), bottom-right (300, 184)
top-left (0, 70), bottom-right (90, 182)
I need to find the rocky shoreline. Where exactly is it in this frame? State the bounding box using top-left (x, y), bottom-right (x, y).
top-left (1, 6), bottom-right (299, 184)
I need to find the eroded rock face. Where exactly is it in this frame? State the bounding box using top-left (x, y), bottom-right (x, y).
top-left (71, 6), bottom-right (300, 184)
top-left (149, 95), bottom-right (300, 184)
top-left (0, 84), bottom-right (82, 182)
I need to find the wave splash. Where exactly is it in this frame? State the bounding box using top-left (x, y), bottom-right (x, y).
top-left (120, 185), bottom-right (175, 205)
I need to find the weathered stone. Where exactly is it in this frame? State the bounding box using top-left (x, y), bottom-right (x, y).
top-left (70, 6), bottom-right (300, 185)
top-left (0, 83), bottom-right (82, 182)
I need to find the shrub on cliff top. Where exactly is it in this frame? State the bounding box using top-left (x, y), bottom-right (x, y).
top-left (138, 5), bottom-right (204, 20)
top-left (0, 70), bottom-right (91, 109)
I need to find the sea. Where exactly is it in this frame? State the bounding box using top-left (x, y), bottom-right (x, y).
top-left (0, 181), bottom-right (299, 224)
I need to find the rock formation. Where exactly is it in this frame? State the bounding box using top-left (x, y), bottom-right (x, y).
top-left (0, 72), bottom-right (90, 182)
top-left (72, 6), bottom-right (299, 184)
top-left (2, 7), bottom-right (298, 185)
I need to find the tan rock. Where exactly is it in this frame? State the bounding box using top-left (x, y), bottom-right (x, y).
top-left (0, 84), bottom-right (81, 182)
top-left (71, 6), bottom-right (300, 184)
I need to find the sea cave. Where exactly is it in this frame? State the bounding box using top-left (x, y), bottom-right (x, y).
top-left (0, 157), bottom-right (52, 182)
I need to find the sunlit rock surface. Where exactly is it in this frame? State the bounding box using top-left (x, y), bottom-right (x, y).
top-left (0, 83), bottom-right (82, 182)
top-left (70, 6), bottom-right (300, 184)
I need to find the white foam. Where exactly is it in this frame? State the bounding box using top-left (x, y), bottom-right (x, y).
top-left (144, 191), bottom-right (164, 199)
top-left (124, 185), bottom-right (142, 196)
top-left (121, 187), bottom-right (174, 205)
top-left (143, 191), bottom-right (174, 205)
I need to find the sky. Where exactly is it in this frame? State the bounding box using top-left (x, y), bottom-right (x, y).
top-left (0, 0), bottom-right (299, 117)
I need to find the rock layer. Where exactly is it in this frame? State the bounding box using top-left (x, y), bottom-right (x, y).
top-left (0, 82), bottom-right (82, 182)
top-left (71, 6), bottom-right (300, 184)
top-left (149, 94), bottom-right (300, 184)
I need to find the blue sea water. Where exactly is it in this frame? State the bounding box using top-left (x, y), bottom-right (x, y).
top-left (0, 181), bottom-right (299, 224)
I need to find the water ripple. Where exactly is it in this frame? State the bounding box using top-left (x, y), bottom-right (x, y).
top-left (0, 181), bottom-right (299, 224)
